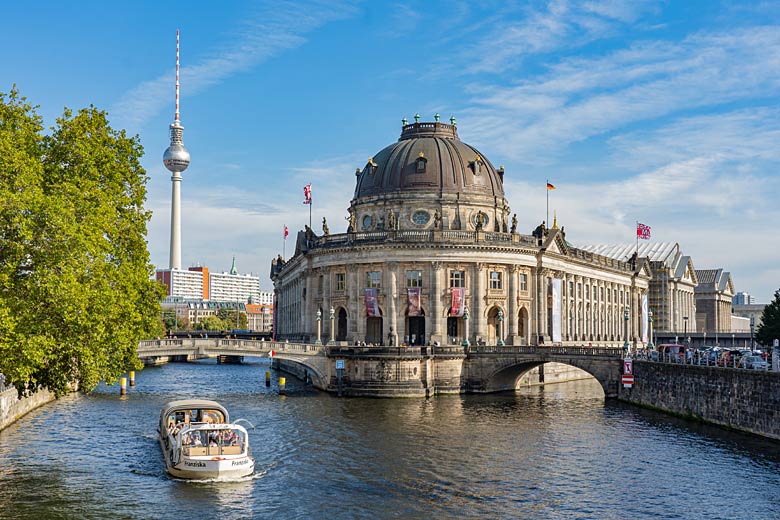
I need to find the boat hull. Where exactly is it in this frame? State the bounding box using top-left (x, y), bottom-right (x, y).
top-left (159, 438), bottom-right (254, 480)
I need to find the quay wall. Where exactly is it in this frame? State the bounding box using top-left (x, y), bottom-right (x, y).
top-left (0, 386), bottom-right (57, 431)
top-left (619, 361), bottom-right (780, 440)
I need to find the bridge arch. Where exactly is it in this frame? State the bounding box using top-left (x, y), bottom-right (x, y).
top-left (472, 355), bottom-right (620, 398)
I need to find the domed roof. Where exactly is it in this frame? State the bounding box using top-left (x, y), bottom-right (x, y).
top-left (354, 121), bottom-right (505, 200)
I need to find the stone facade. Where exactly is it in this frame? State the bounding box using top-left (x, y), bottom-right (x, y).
top-left (619, 361), bottom-right (780, 440)
top-left (272, 121), bottom-right (652, 349)
top-left (0, 386), bottom-right (58, 431)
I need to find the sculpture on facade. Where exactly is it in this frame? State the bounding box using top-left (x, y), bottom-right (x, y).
top-left (511, 213), bottom-right (518, 234)
top-left (388, 210), bottom-right (396, 230)
top-left (346, 211), bottom-right (356, 233)
top-left (322, 217), bottom-right (330, 236)
top-left (433, 209), bottom-right (441, 230)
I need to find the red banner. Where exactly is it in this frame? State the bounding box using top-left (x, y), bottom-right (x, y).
top-left (364, 288), bottom-right (379, 317)
top-left (637, 222), bottom-right (651, 240)
top-left (303, 183), bottom-right (312, 205)
top-left (407, 288), bottom-right (422, 317)
top-left (450, 287), bottom-right (465, 317)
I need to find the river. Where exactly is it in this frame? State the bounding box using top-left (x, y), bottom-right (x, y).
top-left (1, 360), bottom-right (779, 519)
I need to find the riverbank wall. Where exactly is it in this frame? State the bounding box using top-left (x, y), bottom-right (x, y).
top-left (0, 386), bottom-right (57, 431)
top-left (618, 361), bottom-right (780, 441)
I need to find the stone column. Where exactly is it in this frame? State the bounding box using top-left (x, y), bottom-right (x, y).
top-left (348, 268), bottom-right (358, 342)
top-left (323, 268), bottom-right (331, 340)
top-left (430, 262), bottom-right (444, 344)
top-left (474, 263), bottom-right (486, 344)
top-left (508, 266), bottom-right (519, 344)
top-left (387, 262), bottom-right (398, 346)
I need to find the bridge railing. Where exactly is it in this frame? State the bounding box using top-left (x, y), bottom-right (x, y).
top-left (633, 349), bottom-right (779, 372)
top-left (138, 339), bottom-right (325, 356)
top-left (467, 345), bottom-right (624, 357)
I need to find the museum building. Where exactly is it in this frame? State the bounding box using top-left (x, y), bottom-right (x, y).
top-left (271, 119), bottom-right (652, 347)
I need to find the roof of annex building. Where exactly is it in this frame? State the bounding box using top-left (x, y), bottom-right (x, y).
top-left (577, 242), bottom-right (680, 264)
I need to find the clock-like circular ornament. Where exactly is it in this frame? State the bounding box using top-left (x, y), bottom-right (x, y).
top-left (412, 210), bottom-right (430, 225)
top-left (362, 214), bottom-right (373, 230)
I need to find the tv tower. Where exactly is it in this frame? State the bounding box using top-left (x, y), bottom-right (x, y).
top-left (162, 29), bottom-right (190, 270)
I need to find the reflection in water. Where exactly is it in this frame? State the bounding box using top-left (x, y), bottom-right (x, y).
top-left (1, 361), bottom-right (779, 519)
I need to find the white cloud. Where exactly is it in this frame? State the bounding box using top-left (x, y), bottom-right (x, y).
top-left (111, 1), bottom-right (357, 129)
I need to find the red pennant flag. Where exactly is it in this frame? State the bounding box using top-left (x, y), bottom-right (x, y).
top-left (284, 225), bottom-right (289, 239)
top-left (303, 183), bottom-right (312, 204)
top-left (637, 222), bottom-right (651, 240)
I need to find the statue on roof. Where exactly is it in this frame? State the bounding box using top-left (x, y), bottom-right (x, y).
top-left (433, 209), bottom-right (441, 230)
top-left (510, 213), bottom-right (518, 234)
top-left (388, 209), bottom-right (396, 230)
top-left (322, 217), bottom-right (330, 236)
top-left (346, 211), bottom-right (356, 233)
top-left (532, 220), bottom-right (546, 239)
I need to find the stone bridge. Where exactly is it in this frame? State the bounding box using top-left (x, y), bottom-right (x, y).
top-left (137, 339), bottom-right (624, 398)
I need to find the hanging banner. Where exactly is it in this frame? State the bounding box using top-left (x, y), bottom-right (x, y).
top-left (407, 287), bottom-right (422, 317)
top-left (641, 293), bottom-right (648, 344)
top-left (552, 278), bottom-right (562, 343)
top-left (450, 287), bottom-right (465, 317)
top-left (364, 288), bottom-right (379, 317)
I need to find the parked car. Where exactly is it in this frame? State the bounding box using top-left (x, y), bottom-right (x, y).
top-left (739, 355), bottom-right (767, 370)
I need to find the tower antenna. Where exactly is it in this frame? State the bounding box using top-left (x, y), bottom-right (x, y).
top-left (175, 28), bottom-right (180, 122)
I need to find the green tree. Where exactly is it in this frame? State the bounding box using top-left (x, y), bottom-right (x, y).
top-left (0, 87), bottom-right (164, 397)
top-left (197, 315), bottom-right (226, 331)
top-left (216, 308), bottom-right (248, 330)
top-left (756, 289), bottom-right (780, 348)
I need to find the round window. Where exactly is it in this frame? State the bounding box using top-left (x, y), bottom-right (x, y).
top-left (362, 214), bottom-right (373, 230)
top-left (412, 210), bottom-right (430, 225)
top-left (471, 211), bottom-right (489, 228)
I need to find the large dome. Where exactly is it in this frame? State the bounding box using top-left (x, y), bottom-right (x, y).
top-left (354, 121), bottom-right (505, 199)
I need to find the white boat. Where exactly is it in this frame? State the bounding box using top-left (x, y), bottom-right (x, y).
top-left (158, 399), bottom-right (255, 480)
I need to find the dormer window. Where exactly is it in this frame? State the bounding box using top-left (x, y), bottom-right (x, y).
top-left (415, 151), bottom-right (427, 173)
top-left (469, 155), bottom-right (484, 175)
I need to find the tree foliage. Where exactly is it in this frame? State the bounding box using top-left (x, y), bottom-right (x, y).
top-left (756, 289), bottom-right (780, 348)
top-left (197, 315), bottom-right (227, 331)
top-left (216, 308), bottom-right (248, 330)
top-left (0, 87), bottom-right (164, 397)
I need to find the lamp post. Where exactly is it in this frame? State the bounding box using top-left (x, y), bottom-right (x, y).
top-left (329, 306), bottom-right (335, 344)
top-left (683, 315), bottom-right (688, 339)
top-left (703, 331), bottom-right (707, 348)
top-left (731, 333), bottom-right (735, 348)
top-left (462, 306), bottom-right (471, 347)
top-left (316, 309), bottom-right (322, 345)
top-left (623, 306), bottom-right (630, 355)
top-left (750, 316), bottom-right (755, 352)
top-left (497, 309), bottom-right (505, 346)
top-left (648, 308), bottom-right (654, 350)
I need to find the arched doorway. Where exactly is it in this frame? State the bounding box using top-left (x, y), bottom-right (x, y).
top-left (336, 307), bottom-right (347, 341)
top-left (518, 307), bottom-right (529, 345)
top-left (366, 315), bottom-right (383, 345)
top-left (487, 306), bottom-right (502, 345)
top-left (446, 308), bottom-right (463, 345)
top-left (405, 309), bottom-right (426, 345)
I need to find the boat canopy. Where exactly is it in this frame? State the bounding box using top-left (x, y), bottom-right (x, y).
top-left (160, 400), bottom-right (230, 427)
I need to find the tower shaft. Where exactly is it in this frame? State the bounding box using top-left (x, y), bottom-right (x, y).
top-left (169, 172), bottom-right (182, 270)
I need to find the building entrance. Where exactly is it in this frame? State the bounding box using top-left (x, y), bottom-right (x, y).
top-left (366, 317), bottom-right (383, 345)
top-left (447, 316), bottom-right (461, 345)
top-left (406, 316), bottom-right (426, 345)
top-left (337, 308), bottom-right (347, 341)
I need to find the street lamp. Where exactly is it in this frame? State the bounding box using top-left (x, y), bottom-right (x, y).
top-left (623, 306), bottom-right (630, 355)
top-left (316, 309), bottom-right (322, 345)
top-left (703, 331), bottom-right (707, 347)
top-left (732, 333), bottom-right (735, 348)
top-left (329, 306), bottom-right (335, 344)
top-left (683, 315), bottom-right (688, 338)
top-left (750, 316), bottom-right (755, 352)
top-left (648, 308), bottom-right (654, 350)
top-left (497, 309), bottom-right (505, 346)
top-left (462, 306), bottom-right (471, 347)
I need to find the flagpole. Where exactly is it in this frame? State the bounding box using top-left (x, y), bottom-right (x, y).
top-left (309, 199), bottom-right (312, 231)
top-left (636, 220), bottom-right (639, 256)
top-left (546, 179), bottom-right (549, 227)
top-left (283, 235), bottom-right (286, 260)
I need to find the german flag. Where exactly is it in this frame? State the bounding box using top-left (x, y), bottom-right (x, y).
top-left (546, 181), bottom-right (556, 190)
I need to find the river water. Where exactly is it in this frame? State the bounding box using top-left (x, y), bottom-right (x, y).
top-left (1, 360), bottom-right (779, 519)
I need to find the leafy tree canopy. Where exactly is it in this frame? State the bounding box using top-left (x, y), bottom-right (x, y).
top-left (756, 289), bottom-right (780, 348)
top-left (197, 315), bottom-right (227, 331)
top-left (0, 87), bottom-right (164, 397)
top-left (216, 308), bottom-right (248, 330)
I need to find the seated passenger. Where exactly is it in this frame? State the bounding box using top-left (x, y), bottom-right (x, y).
top-left (191, 433), bottom-right (203, 446)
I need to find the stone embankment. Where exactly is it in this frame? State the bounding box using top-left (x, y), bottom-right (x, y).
top-left (0, 384), bottom-right (58, 431)
top-left (619, 361), bottom-right (780, 440)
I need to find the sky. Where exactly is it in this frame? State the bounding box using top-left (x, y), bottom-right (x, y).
top-left (2, 0), bottom-right (779, 301)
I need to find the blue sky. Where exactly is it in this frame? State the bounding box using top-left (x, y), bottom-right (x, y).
top-left (2, 1), bottom-right (779, 301)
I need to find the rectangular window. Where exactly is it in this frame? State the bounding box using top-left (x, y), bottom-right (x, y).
top-left (406, 270), bottom-right (423, 288)
top-left (335, 273), bottom-right (345, 292)
top-left (585, 285), bottom-right (590, 299)
top-left (449, 270), bottom-right (465, 288)
top-left (577, 283), bottom-right (582, 298)
top-left (366, 271), bottom-right (381, 289)
top-left (568, 281), bottom-right (574, 298)
top-left (489, 271), bottom-right (502, 290)
top-left (600, 287), bottom-right (604, 302)
top-left (521, 274), bottom-right (528, 292)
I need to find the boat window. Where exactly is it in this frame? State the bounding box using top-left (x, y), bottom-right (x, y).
top-left (181, 429), bottom-right (245, 451)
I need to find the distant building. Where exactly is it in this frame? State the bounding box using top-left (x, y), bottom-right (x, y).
top-left (732, 292), bottom-right (755, 305)
top-left (694, 269), bottom-right (735, 333)
top-left (733, 303), bottom-right (766, 329)
top-left (161, 297), bottom-right (245, 328)
top-left (578, 243), bottom-right (697, 334)
top-left (246, 303), bottom-right (273, 332)
top-left (156, 257), bottom-right (261, 303)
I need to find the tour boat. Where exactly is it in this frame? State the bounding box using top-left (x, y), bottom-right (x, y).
top-left (158, 399), bottom-right (255, 480)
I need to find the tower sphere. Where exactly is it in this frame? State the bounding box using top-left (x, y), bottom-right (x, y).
top-left (163, 123), bottom-right (190, 173)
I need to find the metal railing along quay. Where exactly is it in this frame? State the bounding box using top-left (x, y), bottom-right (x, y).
top-left (633, 349), bottom-right (779, 372)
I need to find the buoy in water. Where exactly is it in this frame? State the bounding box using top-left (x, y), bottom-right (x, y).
top-left (279, 376), bottom-right (286, 395)
top-left (120, 377), bottom-right (127, 396)
top-left (129, 371), bottom-right (135, 387)
top-left (265, 371), bottom-right (271, 387)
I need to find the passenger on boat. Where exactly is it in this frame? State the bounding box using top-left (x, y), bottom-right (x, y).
top-left (191, 433), bottom-right (203, 446)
